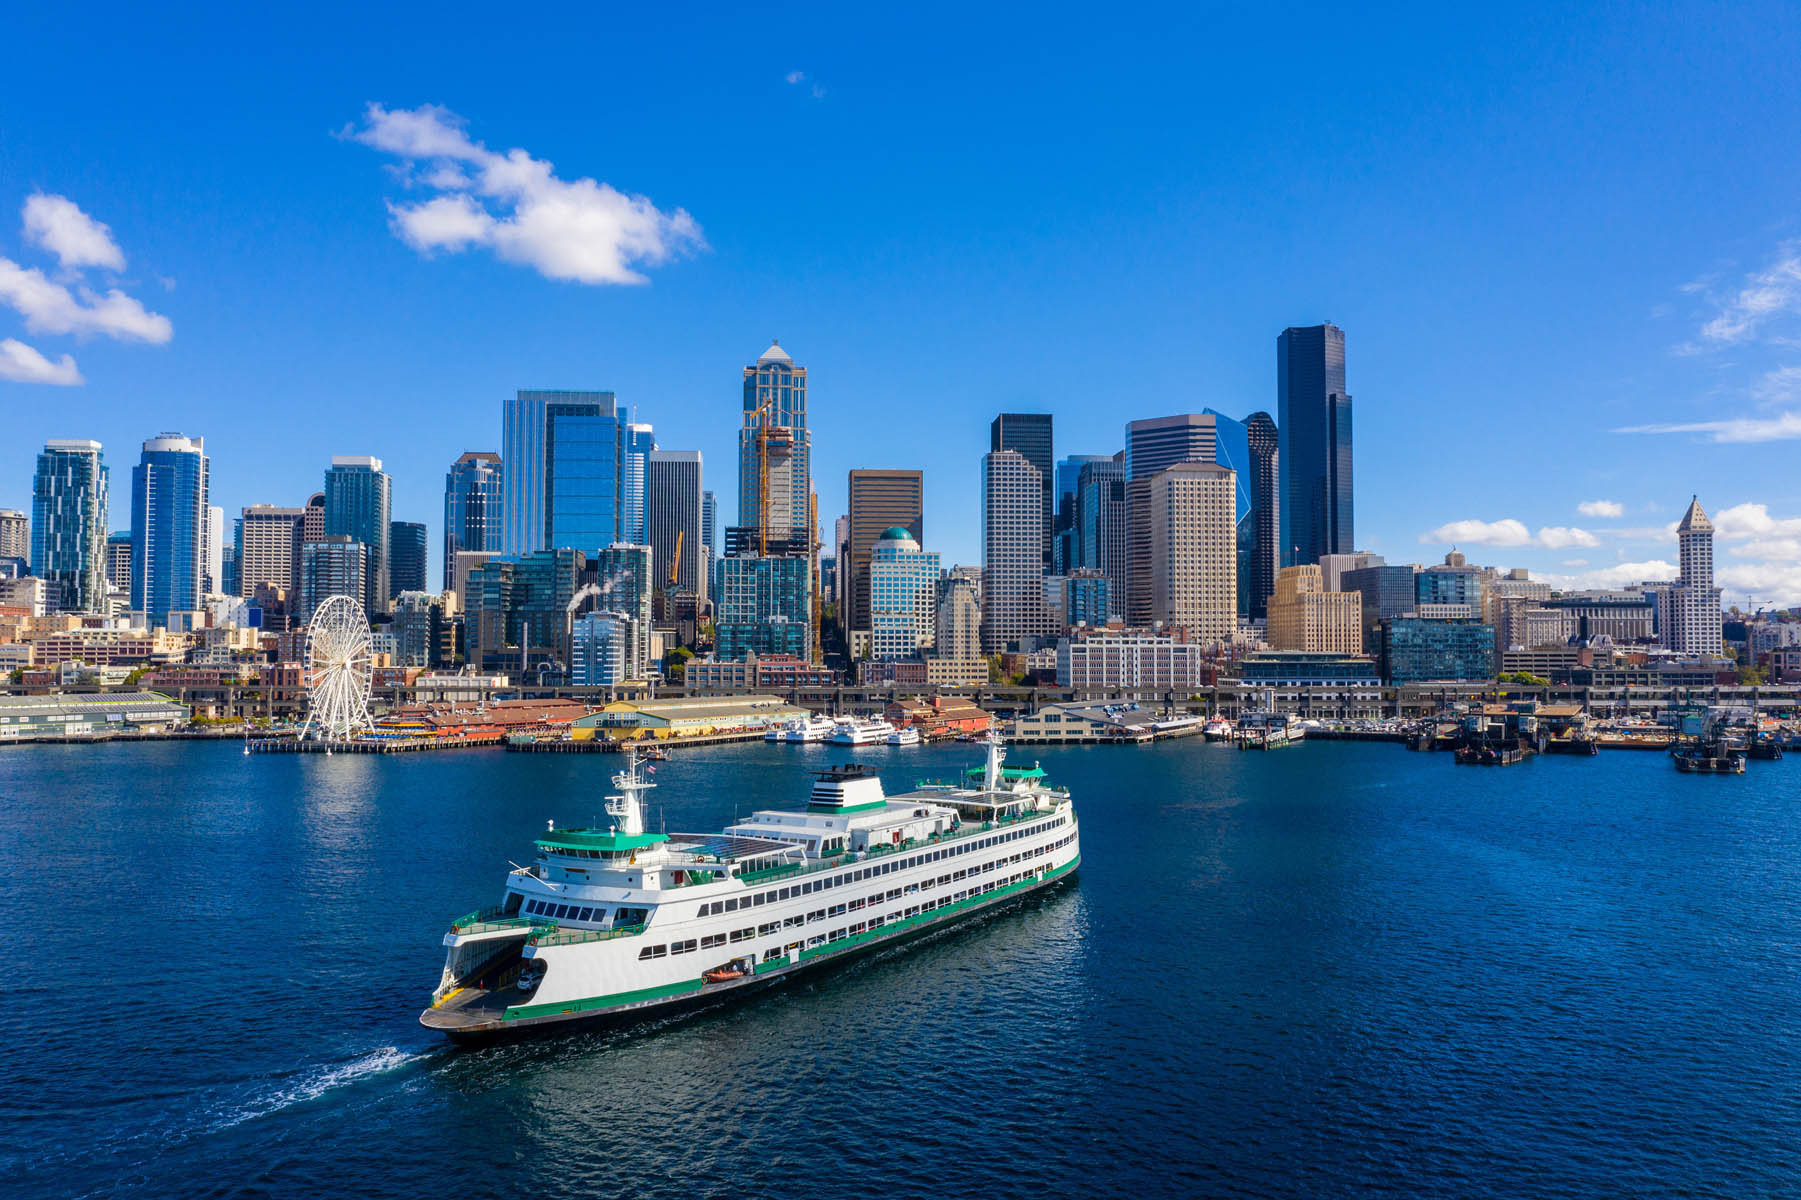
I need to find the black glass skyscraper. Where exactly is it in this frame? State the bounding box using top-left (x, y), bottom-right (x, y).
top-left (1277, 323), bottom-right (1352, 566)
top-left (990, 413), bottom-right (1053, 571)
top-left (1245, 412), bottom-right (1279, 618)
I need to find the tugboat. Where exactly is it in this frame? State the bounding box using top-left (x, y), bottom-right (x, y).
top-left (1670, 708), bottom-right (1747, 775)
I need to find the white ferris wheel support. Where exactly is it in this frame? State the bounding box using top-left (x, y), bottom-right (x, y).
top-left (300, 594), bottom-right (374, 743)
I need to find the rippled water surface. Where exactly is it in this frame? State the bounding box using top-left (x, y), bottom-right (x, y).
top-left (2, 738), bottom-right (1798, 1199)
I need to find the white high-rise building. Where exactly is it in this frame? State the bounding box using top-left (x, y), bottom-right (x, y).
top-left (1144, 461), bottom-right (1239, 645)
top-left (571, 610), bottom-right (633, 686)
top-left (980, 449), bottom-right (1051, 652)
top-left (868, 527), bottom-right (940, 661)
top-left (1666, 496), bottom-right (1723, 655)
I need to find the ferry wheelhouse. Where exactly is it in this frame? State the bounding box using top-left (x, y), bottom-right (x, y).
top-left (421, 738), bottom-right (1080, 1041)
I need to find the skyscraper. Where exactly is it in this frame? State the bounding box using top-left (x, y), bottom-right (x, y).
top-left (1123, 413), bottom-right (1233, 625)
top-left (299, 535), bottom-right (368, 624)
top-left (1144, 461), bottom-right (1239, 643)
top-left (1054, 454), bottom-right (1110, 574)
top-left (646, 450), bottom-right (703, 600)
top-left (1668, 496), bottom-right (1724, 654)
top-left (237, 505), bottom-right (306, 596)
top-left (589, 542), bottom-right (656, 678)
top-left (32, 440), bottom-right (109, 613)
top-left (302, 492), bottom-right (325, 543)
top-left (389, 520), bottom-right (428, 598)
top-left (0, 509), bottom-right (26, 561)
top-left (501, 390), bottom-right (624, 556)
top-left (980, 449), bottom-right (1051, 651)
top-left (1277, 323), bottom-right (1353, 566)
top-left (443, 451), bottom-right (503, 590)
top-left (845, 469), bottom-right (925, 638)
top-left (621, 422), bottom-right (656, 546)
top-left (1268, 564), bottom-right (1363, 654)
top-left (131, 433), bottom-right (210, 627)
top-left (1075, 456), bottom-right (1128, 606)
top-left (1244, 412), bottom-right (1280, 619)
top-left (990, 413), bottom-right (1053, 571)
top-left (205, 504), bottom-right (224, 596)
top-left (738, 341), bottom-right (812, 549)
top-left (868, 526), bottom-right (941, 661)
top-left (701, 490), bottom-right (717, 555)
top-left (105, 531), bottom-right (133, 595)
top-left (324, 456), bottom-right (392, 616)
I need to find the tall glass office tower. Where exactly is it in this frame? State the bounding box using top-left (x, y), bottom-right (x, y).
top-left (443, 451), bottom-right (503, 590)
top-left (990, 413), bottom-right (1054, 571)
top-left (738, 342), bottom-right (811, 547)
top-left (1277, 323), bottom-right (1353, 567)
top-left (621, 423), bottom-right (656, 546)
top-left (130, 433), bottom-right (210, 627)
top-left (1244, 412), bottom-right (1280, 619)
top-left (501, 390), bottom-right (624, 556)
top-left (323, 455), bottom-right (392, 616)
top-left (32, 440), bottom-right (109, 613)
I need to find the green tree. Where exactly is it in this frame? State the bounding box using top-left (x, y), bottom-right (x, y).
top-left (663, 646), bottom-right (694, 683)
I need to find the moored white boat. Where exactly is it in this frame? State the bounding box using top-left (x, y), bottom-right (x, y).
top-left (886, 726), bottom-right (921, 746)
top-left (768, 715), bottom-right (836, 743)
top-left (827, 718), bottom-right (896, 745)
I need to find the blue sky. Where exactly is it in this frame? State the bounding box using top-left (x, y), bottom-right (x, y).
top-left (6, 2), bottom-right (1801, 604)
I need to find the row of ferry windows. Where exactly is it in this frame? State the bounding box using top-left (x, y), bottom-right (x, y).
top-left (696, 814), bottom-right (1067, 919)
top-left (638, 855), bottom-right (1072, 960)
top-left (522, 899), bottom-right (648, 924)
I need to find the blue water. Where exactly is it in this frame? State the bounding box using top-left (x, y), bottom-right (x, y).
top-left (1, 739), bottom-right (1797, 1199)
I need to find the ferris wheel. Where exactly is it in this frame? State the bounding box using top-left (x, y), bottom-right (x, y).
top-left (300, 594), bottom-right (374, 743)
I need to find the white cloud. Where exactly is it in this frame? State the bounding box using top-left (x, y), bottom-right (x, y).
top-left (347, 103), bottom-right (705, 285)
top-left (1537, 526), bottom-right (1601, 549)
top-left (1711, 502), bottom-right (1801, 542)
top-left (1691, 243), bottom-right (1801, 346)
top-left (1560, 559), bottom-right (1590, 568)
top-left (1751, 365), bottom-right (1801, 406)
top-left (783, 71), bottom-right (826, 98)
top-left (1614, 412), bottom-right (1801, 443)
top-left (1579, 559), bottom-right (1679, 589)
top-left (1577, 499), bottom-right (1623, 518)
top-left (0, 257), bottom-right (172, 343)
top-left (22, 193), bottom-right (126, 271)
top-left (785, 70), bottom-right (806, 84)
top-left (1420, 518), bottom-right (1598, 549)
top-left (1717, 562), bottom-right (1801, 608)
top-left (1421, 518), bottom-right (1533, 547)
top-left (0, 337), bottom-right (82, 385)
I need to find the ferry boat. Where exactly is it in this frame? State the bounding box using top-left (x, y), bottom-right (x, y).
top-left (827, 718), bottom-right (896, 745)
top-left (766, 715), bottom-right (836, 743)
top-left (886, 726), bottom-right (921, 746)
top-left (420, 738), bottom-right (1080, 1042)
top-left (1202, 716), bottom-right (1233, 742)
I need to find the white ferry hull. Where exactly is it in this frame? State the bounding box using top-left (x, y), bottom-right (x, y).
top-left (423, 853), bottom-right (1079, 1042)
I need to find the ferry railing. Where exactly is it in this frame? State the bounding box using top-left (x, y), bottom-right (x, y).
top-left (449, 905), bottom-right (514, 932)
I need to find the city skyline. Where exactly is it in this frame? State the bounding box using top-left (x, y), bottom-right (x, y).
top-left (5, 7), bottom-right (1801, 604)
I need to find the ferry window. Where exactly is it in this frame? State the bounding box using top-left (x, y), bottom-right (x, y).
top-left (725, 898), bottom-right (739, 912)
top-left (851, 921), bottom-right (866, 934)
top-left (784, 916), bottom-right (802, 928)
top-left (701, 934), bottom-right (726, 949)
top-left (555, 905), bottom-right (571, 918)
top-left (577, 907), bottom-right (594, 921)
top-left (829, 903), bottom-right (846, 917)
top-left (758, 922), bottom-right (778, 936)
top-left (753, 893), bottom-right (766, 906)
top-left (779, 888), bottom-right (791, 900)
top-left (849, 897), bottom-right (864, 910)
top-left (809, 909), bottom-right (825, 922)
top-left (504, 894), bottom-right (523, 916)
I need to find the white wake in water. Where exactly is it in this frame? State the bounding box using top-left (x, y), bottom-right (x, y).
top-left (205, 1045), bottom-right (429, 1132)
